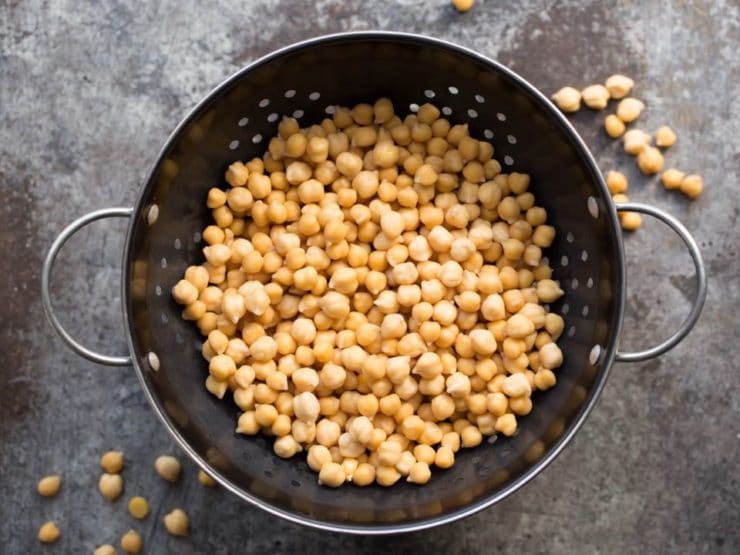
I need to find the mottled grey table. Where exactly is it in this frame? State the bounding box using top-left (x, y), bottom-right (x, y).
top-left (2, 1), bottom-right (738, 553)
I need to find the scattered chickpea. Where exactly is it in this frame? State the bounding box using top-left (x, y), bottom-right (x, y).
top-left (606, 170), bottom-right (628, 195)
top-left (604, 114), bottom-right (626, 138)
top-left (654, 126), bottom-right (677, 148)
top-left (616, 97), bottom-right (645, 123)
top-left (581, 84), bottom-right (610, 110)
top-left (94, 545), bottom-right (117, 555)
top-left (120, 530), bottom-right (143, 554)
top-left (661, 168), bottom-right (686, 190)
top-left (604, 74), bottom-right (634, 99)
top-left (451, 0), bottom-right (474, 12)
top-left (38, 521), bottom-right (60, 543)
top-left (551, 87), bottom-right (581, 113)
top-left (99, 473), bottom-right (123, 501)
top-left (154, 455), bottom-right (181, 483)
top-left (623, 129), bottom-right (651, 155)
top-left (680, 174), bottom-right (704, 199)
top-left (163, 508), bottom-right (190, 536)
top-left (100, 450), bottom-right (125, 474)
top-left (174, 100), bottom-right (567, 488)
top-left (37, 475), bottom-right (61, 497)
top-left (636, 146), bottom-right (664, 175)
top-left (128, 496), bottom-right (150, 520)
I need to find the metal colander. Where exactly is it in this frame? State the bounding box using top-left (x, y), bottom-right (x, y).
top-left (42, 32), bottom-right (706, 534)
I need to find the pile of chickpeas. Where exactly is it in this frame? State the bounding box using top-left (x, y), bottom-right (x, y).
top-left (172, 99), bottom-right (565, 487)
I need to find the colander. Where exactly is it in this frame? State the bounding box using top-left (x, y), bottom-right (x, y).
top-left (41, 32), bottom-right (707, 534)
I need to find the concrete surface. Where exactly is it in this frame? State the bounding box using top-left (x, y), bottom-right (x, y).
top-left (1, 0), bottom-right (738, 553)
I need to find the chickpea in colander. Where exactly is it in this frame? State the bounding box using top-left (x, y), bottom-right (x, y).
top-left (172, 99), bottom-right (565, 487)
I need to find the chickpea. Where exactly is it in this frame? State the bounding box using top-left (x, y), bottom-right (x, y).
top-left (163, 508), bottom-right (190, 537)
top-left (154, 455), bottom-right (181, 483)
top-left (551, 86), bottom-right (581, 113)
top-left (534, 368), bottom-right (557, 390)
top-left (94, 545), bottom-right (117, 555)
top-left (539, 342), bottom-right (564, 369)
top-left (38, 521), bottom-right (61, 544)
top-left (446, 372), bottom-right (471, 399)
top-left (376, 465), bottom-right (402, 487)
top-left (434, 446), bottom-right (455, 469)
top-left (100, 450), bottom-right (124, 474)
top-left (680, 174), bottom-right (704, 199)
top-left (319, 462), bottom-right (346, 487)
top-left (604, 74), bottom-right (634, 99)
top-left (293, 392), bottom-right (321, 422)
top-left (37, 475), bottom-right (61, 497)
top-left (654, 125), bottom-right (677, 148)
top-left (620, 211), bottom-right (643, 231)
top-left (536, 280), bottom-right (564, 303)
top-left (606, 170), bottom-right (628, 195)
top-left (604, 114), bottom-right (626, 138)
top-left (172, 279), bottom-right (199, 305)
top-left (616, 97), bottom-right (645, 123)
top-left (623, 129), bottom-right (651, 155)
top-left (128, 496), bottom-right (150, 520)
top-left (495, 413), bottom-right (518, 436)
top-left (661, 168), bottom-right (685, 190)
top-left (119, 530), bottom-right (144, 553)
top-left (581, 84), bottom-right (610, 110)
top-left (274, 435), bottom-right (302, 458)
top-left (469, 329), bottom-right (497, 355)
top-left (99, 473), bottom-right (123, 501)
top-left (636, 146), bottom-right (664, 175)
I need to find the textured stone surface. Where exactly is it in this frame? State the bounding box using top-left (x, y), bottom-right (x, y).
top-left (1, 1), bottom-right (738, 553)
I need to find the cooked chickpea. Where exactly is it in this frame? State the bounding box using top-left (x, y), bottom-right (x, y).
top-left (38, 521), bottom-right (60, 544)
top-left (623, 129), bottom-right (651, 155)
top-left (616, 97), bottom-right (645, 123)
top-left (661, 168), bottom-right (685, 190)
top-left (534, 368), bottom-right (557, 390)
top-left (293, 392), bottom-right (320, 422)
top-left (654, 125), bottom-right (677, 148)
top-left (37, 475), bottom-right (61, 497)
top-left (604, 74), bottom-right (634, 99)
top-left (154, 455), bottom-right (181, 483)
top-left (604, 114), bottom-right (625, 138)
top-left (318, 462), bottom-right (346, 487)
top-left (606, 170), bottom-right (628, 194)
top-left (163, 508), bottom-right (190, 537)
top-left (636, 146), bottom-right (664, 175)
top-left (196, 470), bottom-right (216, 488)
top-left (99, 473), bottom-right (123, 501)
top-left (680, 174), bottom-right (704, 199)
top-left (551, 86), bottom-right (581, 113)
top-left (581, 84), bottom-right (610, 110)
top-left (434, 446), bottom-right (455, 469)
top-left (539, 342), bottom-right (564, 369)
top-left (620, 211), bottom-right (642, 231)
top-left (172, 279), bottom-right (199, 305)
top-left (128, 496), bottom-right (150, 520)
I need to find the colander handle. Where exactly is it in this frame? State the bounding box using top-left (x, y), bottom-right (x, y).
top-left (41, 207), bottom-right (134, 366)
top-left (614, 202), bottom-right (707, 362)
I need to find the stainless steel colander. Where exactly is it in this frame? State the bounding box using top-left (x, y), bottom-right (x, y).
top-left (41, 32), bottom-right (706, 534)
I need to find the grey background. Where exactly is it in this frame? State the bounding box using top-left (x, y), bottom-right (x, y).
top-left (1, 0), bottom-right (738, 553)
